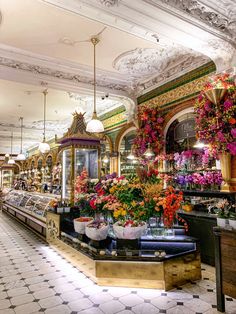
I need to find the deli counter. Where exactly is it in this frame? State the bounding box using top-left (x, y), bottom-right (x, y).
top-left (2, 189), bottom-right (58, 237)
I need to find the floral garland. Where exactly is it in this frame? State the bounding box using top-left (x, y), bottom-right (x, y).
top-left (195, 73), bottom-right (236, 155)
top-left (133, 104), bottom-right (164, 157)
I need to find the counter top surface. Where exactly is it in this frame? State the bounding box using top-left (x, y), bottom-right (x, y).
top-left (178, 209), bottom-right (217, 219)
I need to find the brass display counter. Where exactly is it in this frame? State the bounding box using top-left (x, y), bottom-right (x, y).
top-left (46, 211), bottom-right (201, 290)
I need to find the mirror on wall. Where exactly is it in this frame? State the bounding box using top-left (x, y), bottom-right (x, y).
top-left (166, 113), bottom-right (196, 154)
top-left (119, 129), bottom-right (138, 176)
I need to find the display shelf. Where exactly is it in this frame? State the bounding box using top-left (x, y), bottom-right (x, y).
top-left (177, 189), bottom-right (234, 266)
top-left (182, 190), bottom-right (236, 202)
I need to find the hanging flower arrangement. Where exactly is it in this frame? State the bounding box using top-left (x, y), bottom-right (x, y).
top-left (133, 104), bottom-right (164, 157)
top-left (195, 73), bottom-right (236, 155)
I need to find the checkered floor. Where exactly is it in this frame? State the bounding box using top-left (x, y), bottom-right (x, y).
top-left (0, 212), bottom-right (235, 314)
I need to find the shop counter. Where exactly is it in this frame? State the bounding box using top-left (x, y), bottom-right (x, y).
top-left (46, 211), bottom-right (201, 290)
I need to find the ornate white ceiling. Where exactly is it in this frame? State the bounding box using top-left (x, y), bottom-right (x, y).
top-left (0, 0), bottom-right (235, 154)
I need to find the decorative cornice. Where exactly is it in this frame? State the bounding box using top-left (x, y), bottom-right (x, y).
top-left (138, 61), bottom-right (216, 104)
top-left (140, 73), bottom-right (212, 112)
top-left (0, 56), bottom-right (129, 93)
top-left (98, 0), bottom-right (120, 7)
top-left (145, 0), bottom-right (236, 42)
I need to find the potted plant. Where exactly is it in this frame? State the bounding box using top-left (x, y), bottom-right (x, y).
top-left (216, 199), bottom-right (229, 227)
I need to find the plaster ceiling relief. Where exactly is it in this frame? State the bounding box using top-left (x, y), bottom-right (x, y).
top-left (98, 0), bottom-right (121, 7)
top-left (113, 47), bottom-right (210, 93)
top-left (155, 0), bottom-right (236, 41)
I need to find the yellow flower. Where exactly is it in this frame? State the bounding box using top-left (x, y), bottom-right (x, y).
top-left (109, 186), bottom-right (117, 194)
top-left (121, 210), bottom-right (127, 216)
top-left (131, 200), bottom-right (136, 207)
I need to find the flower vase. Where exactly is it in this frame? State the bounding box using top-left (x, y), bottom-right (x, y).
top-left (164, 228), bottom-right (175, 238)
top-left (217, 217), bottom-right (228, 228)
top-left (229, 219), bottom-right (236, 230)
top-left (85, 212), bottom-right (109, 241)
top-left (113, 222), bottom-right (147, 239)
top-left (220, 152), bottom-right (231, 192)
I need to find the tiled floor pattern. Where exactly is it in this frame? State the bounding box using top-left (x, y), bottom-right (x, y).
top-left (0, 213), bottom-right (236, 314)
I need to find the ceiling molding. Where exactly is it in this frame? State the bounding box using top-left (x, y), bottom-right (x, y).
top-left (40, 0), bottom-right (236, 72)
top-left (98, 0), bottom-right (121, 6)
top-left (144, 0), bottom-right (236, 43)
top-left (112, 47), bottom-right (210, 95)
top-left (0, 44), bottom-right (132, 96)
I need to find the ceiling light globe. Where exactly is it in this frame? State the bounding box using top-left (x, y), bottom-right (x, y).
top-left (8, 159), bottom-right (15, 165)
top-left (127, 153), bottom-right (135, 160)
top-left (16, 153), bottom-right (26, 161)
top-left (102, 156), bottom-right (109, 163)
top-left (193, 140), bottom-right (208, 148)
top-left (86, 119), bottom-right (104, 133)
top-left (38, 142), bottom-right (50, 154)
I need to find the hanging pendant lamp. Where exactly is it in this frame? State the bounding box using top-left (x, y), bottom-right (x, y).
top-left (38, 90), bottom-right (50, 153)
top-left (144, 143), bottom-right (155, 158)
top-left (86, 37), bottom-right (104, 133)
top-left (8, 132), bottom-right (15, 164)
top-left (17, 117), bottom-right (26, 160)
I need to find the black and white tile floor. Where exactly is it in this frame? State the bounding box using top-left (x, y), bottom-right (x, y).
top-left (0, 213), bottom-right (236, 314)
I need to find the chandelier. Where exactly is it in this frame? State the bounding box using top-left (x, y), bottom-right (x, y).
top-left (86, 37), bottom-right (104, 133)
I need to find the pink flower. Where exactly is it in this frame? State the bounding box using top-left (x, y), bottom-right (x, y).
top-left (204, 102), bottom-right (211, 112)
top-left (223, 99), bottom-right (233, 111)
top-left (217, 131), bottom-right (226, 142)
top-left (231, 128), bottom-right (236, 138)
top-left (227, 142), bottom-right (236, 155)
top-left (157, 117), bottom-right (164, 123)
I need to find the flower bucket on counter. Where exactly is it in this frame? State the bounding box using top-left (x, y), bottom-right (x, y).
top-left (85, 220), bottom-right (109, 241)
top-left (73, 217), bottom-right (93, 234)
top-left (113, 221), bottom-right (147, 239)
top-left (229, 219), bottom-right (236, 230)
top-left (217, 217), bottom-right (228, 228)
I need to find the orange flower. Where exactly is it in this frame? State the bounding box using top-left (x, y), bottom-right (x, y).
top-left (229, 118), bottom-right (236, 124)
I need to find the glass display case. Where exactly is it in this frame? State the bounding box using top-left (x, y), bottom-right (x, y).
top-left (3, 190), bottom-right (55, 220)
top-left (1, 169), bottom-right (13, 188)
top-left (58, 112), bottom-right (101, 204)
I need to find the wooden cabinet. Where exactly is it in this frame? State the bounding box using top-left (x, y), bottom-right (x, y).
top-left (214, 227), bottom-right (236, 312)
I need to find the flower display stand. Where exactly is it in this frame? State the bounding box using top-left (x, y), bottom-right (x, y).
top-left (220, 154), bottom-right (236, 192)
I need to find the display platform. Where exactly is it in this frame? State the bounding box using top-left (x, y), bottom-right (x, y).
top-left (46, 211), bottom-right (201, 290)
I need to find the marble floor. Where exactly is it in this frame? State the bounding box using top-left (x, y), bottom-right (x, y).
top-left (0, 213), bottom-right (236, 314)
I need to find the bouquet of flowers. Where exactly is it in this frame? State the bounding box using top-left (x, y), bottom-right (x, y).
top-left (154, 186), bottom-right (185, 229)
top-left (133, 104), bottom-right (164, 157)
top-left (195, 74), bottom-right (236, 155)
top-left (94, 173), bottom-right (128, 196)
